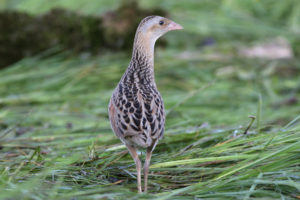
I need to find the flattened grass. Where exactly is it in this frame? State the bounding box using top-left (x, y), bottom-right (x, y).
top-left (1, 0), bottom-right (300, 199)
top-left (0, 48), bottom-right (299, 199)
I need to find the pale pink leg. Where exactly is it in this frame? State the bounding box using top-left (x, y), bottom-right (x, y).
top-left (126, 145), bottom-right (142, 193)
top-left (144, 147), bottom-right (153, 193)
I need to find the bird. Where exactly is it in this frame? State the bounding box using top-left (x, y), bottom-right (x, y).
top-left (108, 16), bottom-right (183, 193)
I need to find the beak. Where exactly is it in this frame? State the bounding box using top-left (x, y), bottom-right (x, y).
top-left (168, 21), bottom-right (183, 31)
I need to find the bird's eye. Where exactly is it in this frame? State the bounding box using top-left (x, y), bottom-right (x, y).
top-left (159, 20), bottom-right (164, 25)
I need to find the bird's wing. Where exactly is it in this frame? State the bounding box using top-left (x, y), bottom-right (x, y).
top-left (109, 91), bottom-right (144, 139)
top-left (109, 87), bottom-right (165, 142)
top-left (140, 89), bottom-right (165, 140)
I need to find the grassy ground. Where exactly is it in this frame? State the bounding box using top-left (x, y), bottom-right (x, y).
top-left (1, 0), bottom-right (300, 199)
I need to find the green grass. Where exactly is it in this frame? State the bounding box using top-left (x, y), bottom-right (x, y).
top-left (1, 0), bottom-right (300, 199)
top-left (0, 47), bottom-right (299, 199)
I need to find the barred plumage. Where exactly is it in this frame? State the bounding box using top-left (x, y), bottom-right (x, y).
top-left (108, 16), bottom-right (183, 193)
top-left (109, 51), bottom-right (165, 148)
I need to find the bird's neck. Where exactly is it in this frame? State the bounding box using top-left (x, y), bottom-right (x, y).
top-left (132, 32), bottom-right (155, 65)
top-left (126, 32), bottom-right (157, 84)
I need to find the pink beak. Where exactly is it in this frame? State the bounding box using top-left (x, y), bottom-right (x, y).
top-left (168, 21), bottom-right (183, 31)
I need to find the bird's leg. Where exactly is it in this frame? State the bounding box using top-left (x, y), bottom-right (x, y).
top-left (126, 145), bottom-right (142, 193)
top-left (144, 147), bottom-right (153, 193)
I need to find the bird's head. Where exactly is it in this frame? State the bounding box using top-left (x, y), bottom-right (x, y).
top-left (136, 16), bottom-right (183, 43)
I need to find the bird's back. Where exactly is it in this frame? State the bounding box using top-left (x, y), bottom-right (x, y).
top-left (109, 62), bottom-right (165, 148)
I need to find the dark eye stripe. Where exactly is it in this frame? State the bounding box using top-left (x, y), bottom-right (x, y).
top-left (159, 20), bottom-right (164, 25)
